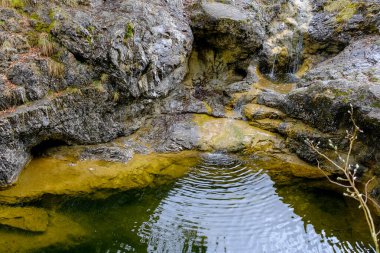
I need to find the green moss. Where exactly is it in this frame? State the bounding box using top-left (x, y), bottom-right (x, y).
top-left (30, 12), bottom-right (40, 20)
top-left (10, 0), bottom-right (25, 9)
top-left (124, 22), bottom-right (134, 44)
top-left (372, 102), bottom-right (380, 109)
top-left (331, 88), bottom-right (352, 97)
top-left (113, 91), bottom-right (120, 102)
top-left (26, 30), bottom-right (39, 46)
top-left (87, 25), bottom-right (95, 34)
top-left (51, 48), bottom-right (64, 62)
top-left (30, 12), bottom-right (57, 33)
top-left (324, 0), bottom-right (359, 23)
top-left (92, 80), bottom-right (105, 92)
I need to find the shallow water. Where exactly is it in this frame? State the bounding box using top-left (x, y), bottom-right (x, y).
top-left (36, 153), bottom-right (374, 253)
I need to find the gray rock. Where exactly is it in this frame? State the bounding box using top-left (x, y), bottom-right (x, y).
top-left (52, 0), bottom-right (193, 99)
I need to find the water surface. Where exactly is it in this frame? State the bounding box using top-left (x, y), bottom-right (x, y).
top-left (38, 153), bottom-right (374, 253)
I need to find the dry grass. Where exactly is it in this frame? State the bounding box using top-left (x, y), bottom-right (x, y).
top-left (62, 0), bottom-right (78, 7)
top-left (1, 40), bottom-right (13, 50)
top-left (38, 33), bottom-right (54, 56)
top-left (47, 58), bottom-right (64, 78)
top-left (0, 0), bottom-right (10, 7)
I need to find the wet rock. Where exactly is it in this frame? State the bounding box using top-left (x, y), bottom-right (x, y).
top-left (282, 36), bottom-right (380, 135)
top-left (192, 114), bottom-right (285, 153)
top-left (189, 1), bottom-right (264, 53)
top-left (0, 151), bottom-right (200, 204)
top-left (253, 153), bottom-right (325, 179)
top-left (0, 211), bottom-right (86, 252)
top-left (243, 104), bottom-right (286, 121)
top-left (256, 36), bottom-right (380, 169)
top-left (0, 88), bottom-right (126, 186)
top-left (0, 206), bottom-right (48, 232)
top-left (0, 0), bottom-right (192, 187)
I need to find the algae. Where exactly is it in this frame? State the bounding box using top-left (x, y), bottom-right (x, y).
top-left (324, 0), bottom-right (359, 23)
top-left (0, 151), bottom-right (200, 204)
top-left (0, 206), bottom-right (48, 232)
top-left (0, 211), bottom-right (86, 252)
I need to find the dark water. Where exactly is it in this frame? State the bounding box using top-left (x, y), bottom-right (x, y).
top-left (38, 153), bottom-right (374, 253)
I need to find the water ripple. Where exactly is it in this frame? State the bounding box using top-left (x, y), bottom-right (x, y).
top-left (137, 153), bottom-right (373, 253)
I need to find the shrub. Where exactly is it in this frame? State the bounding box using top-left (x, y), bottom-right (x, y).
top-left (306, 105), bottom-right (380, 253)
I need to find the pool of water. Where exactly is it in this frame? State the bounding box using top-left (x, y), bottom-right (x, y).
top-left (34, 153), bottom-right (374, 253)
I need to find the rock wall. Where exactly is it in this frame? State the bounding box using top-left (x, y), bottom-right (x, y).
top-left (0, 0), bottom-right (379, 187)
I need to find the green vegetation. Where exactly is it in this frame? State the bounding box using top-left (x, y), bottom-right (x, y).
top-left (124, 22), bottom-right (134, 44)
top-left (30, 12), bottom-right (57, 33)
top-left (0, 0), bottom-right (25, 9)
top-left (372, 102), bottom-right (380, 109)
top-left (324, 0), bottom-right (360, 23)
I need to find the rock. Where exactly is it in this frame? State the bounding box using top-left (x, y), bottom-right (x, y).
top-left (243, 104), bottom-right (286, 120)
top-left (0, 0), bottom-right (379, 190)
top-left (282, 36), bottom-right (380, 134)
top-left (0, 211), bottom-right (86, 252)
top-left (0, 206), bottom-right (48, 232)
top-left (52, 0), bottom-right (193, 98)
top-left (307, 0), bottom-right (380, 49)
top-left (192, 114), bottom-right (285, 153)
top-left (253, 153), bottom-right (325, 179)
top-left (0, 88), bottom-right (125, 186)
top-left (189, 1), bottom-right (264, 53)
top-left (256, 36), bottom-right (380, 169)
top-left (0, 151), bottom-right (200, 204)
top-left (0, 0), bottom-right (193, 187)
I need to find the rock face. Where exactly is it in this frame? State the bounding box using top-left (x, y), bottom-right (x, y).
top-left (258, 35), bottom-right (380, 168)
top-left (52, 0), bottom-right (192, 98)
top-left (0, 0), bottom-right (379, 189)
top-left (0, 0), bottom-right (192, 185)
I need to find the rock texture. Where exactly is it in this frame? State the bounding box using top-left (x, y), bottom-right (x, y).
top-left (0, 0), bottom-right (193, 185)
top-left (258, 35), bottom-right (380, 168)
top-left (0, 0), bottom-right (379, 190)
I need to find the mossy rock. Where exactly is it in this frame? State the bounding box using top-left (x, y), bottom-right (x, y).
top-left (0, 206), bottom-right (48, 232)
top-left (0, 151), bottom-right (200, 204)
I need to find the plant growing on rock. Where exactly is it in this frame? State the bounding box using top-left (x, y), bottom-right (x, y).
top-left (306, 105), bottom-right (380, 253)
top-left (38, 33), bottom-right (54, 56)
top-left (47, 58), bottom-right (64, 78)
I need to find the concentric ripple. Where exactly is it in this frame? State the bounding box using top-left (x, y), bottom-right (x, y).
top-left (137, 153), bottom-right (373, 253)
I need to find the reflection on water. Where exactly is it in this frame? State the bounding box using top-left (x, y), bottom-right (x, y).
top-left (137, 153), bottom-right (372, 253)
top-left (38, 153), bottom-right (374, 253)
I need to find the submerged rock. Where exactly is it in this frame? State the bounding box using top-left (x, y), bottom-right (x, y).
top-left (0, 211), bottom-right (86, 252)
top-left (0, 151), bottom-right (200, 204)
top-left (0, 206), bottom-right (48, 232)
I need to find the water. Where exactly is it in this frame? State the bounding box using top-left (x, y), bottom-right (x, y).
top-left (291, 34), bottom-right (304, 74)
top-left (32, 153), bottom-right (374, 253)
